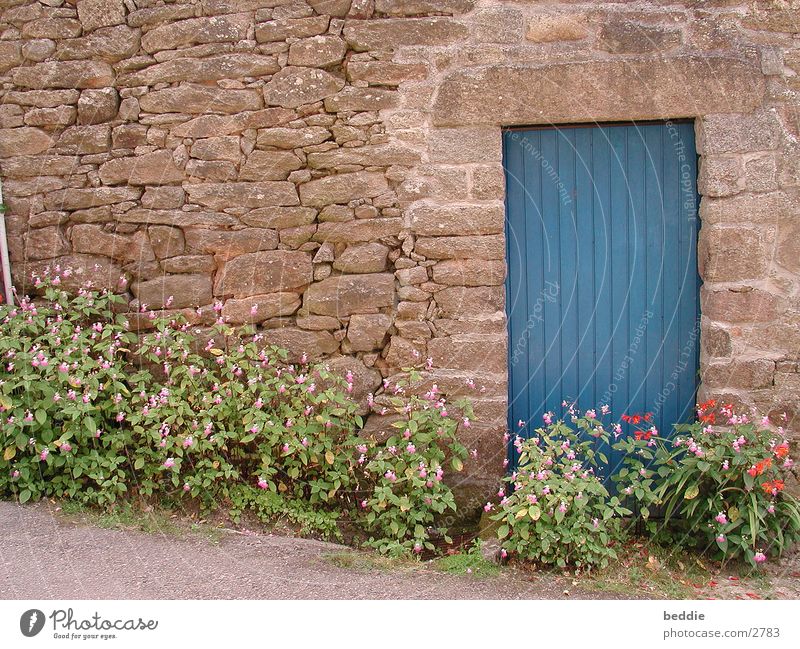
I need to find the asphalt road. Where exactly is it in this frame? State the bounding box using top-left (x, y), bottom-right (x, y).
top-left (0, 501), bottom-right (610, 600)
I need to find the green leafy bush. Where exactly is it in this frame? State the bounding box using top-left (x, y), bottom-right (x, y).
top-left (359, 369), bottom-right (471, 556)
top-left (0, 277), bottom-right (138, 505)
top-left (614, 400), bottom-right (800, 566)
top-left (0, 276), bottom-right (476, 553)
top-left (492, 409), bottom-right (630, 569)
top-left (127, 311), bottom-right (363, 512)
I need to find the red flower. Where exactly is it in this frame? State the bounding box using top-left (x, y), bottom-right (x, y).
top-left (775, 443), bottom-right (789, 459)
top-left (761, 480), bottom-right (785, 495)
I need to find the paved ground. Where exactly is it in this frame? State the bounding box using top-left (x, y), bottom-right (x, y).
top-left (0, 501), bottom-right (611, 600)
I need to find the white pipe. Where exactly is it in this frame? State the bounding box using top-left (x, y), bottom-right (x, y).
top-left (0, 178), bottom-right (14, 306)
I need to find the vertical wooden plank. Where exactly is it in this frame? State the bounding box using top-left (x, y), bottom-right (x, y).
top-left (503, 132), bottom-right (526, 450)
top-left (678, 122), bottom-right (701, 423)
top-left (575, 127), bottom-right (595, 407)
top-left (557, 128), bottom-right (578, 407)
top-left (661, 123), bottom-right (681, 434)
top-left (644, 124), bottom-right (665, 430)
top-left (592, 126), bottom-right (615, 466)
top-left (608, 126), bottom-right (630, 425)
top-left (523, 129), bottom-right (543, 430)
top-left (539, 129), bottom-right (562, 416)
top-left (528, 130), bottom-right (547, 431)
top-left (626, 125), bottom-right (647, 416)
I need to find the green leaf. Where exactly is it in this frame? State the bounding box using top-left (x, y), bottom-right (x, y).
top-left (529, 506), bottom-right (541, 521)
top-left (684, 484), bottom-right (699, 500)
top-left (19, 489), bottom-right (31, 504)
top-left (35, 409), bottom-right (47, 426)
top-left (497, 524), bottom-right (509, 539)
top-left (451, 457), bottom-right (463, 472)
top-left (134, 457), bottom-right (145, 470)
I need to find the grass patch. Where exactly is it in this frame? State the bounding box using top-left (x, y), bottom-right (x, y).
top-left (55, 500), bottom-right (224, 544)
top-left (431, 540), bottom-right (501, 579)
top-left (321, 551), bottom-right (419, 573)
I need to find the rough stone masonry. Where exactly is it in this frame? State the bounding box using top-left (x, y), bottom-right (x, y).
top-left (1, 0), bottom-right (799, 509)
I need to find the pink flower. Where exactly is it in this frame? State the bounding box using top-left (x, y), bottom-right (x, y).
top-left (183, 484), bottom-right (191, 492)
top-left (767, 504), bottom-right (775, 514)
top-left (39, 448), bottom-right (49, 461)
top-left (385, 470), bottom-right (397, 483)
top-left (257, 478), bottom-right (268, 489)
top-left (558, 502), bottom-right (567, 513)
top-left (163, 458), bottom-right (175, 469)
top-left (360, 499), bottom-right (368, 509)
top-left (716, 534), bottom-right (726, 543)
top-left (282, 443), bottom-right (290, 453)
top-left (527, 494), bottom-right (537, 504)
top-left (183, 437), bottom-right (193, 448)
top-left (500, 549), bottom-right (508, 559)
top-left (483, 502), bottom-right (494, 512)
top-left (754, 551), bottom-right (767, 564)
top-left (406, 443), bottom-right (416, 454)
top-left (715, 512), bottom-right (727, 525)
top-left (60, 443), bottom-right (72, 453)
top-left (413, 543), bottom-right (422, 554)
top-left (543, 411), bottom-right (553, 425)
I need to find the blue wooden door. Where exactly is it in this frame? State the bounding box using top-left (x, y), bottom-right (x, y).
top-left (503, 122), bottom-right (700, 473)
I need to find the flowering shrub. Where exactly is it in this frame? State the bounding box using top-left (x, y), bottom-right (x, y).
top-left (614, 401), bottom-right (800, 566)
top-left (491, 408), bottom-right (631, 569)
top-left (0, 276), bottom-right (477, 552)
top-left (358, 369), bottom-right (471, 556)
top-left (0, 277), bottom-right (138, 505)
top-left (127, 314), bottom-right (363, 512)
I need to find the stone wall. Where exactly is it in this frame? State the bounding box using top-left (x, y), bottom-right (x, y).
top-left (1, 0), bottom-right (799, 510)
